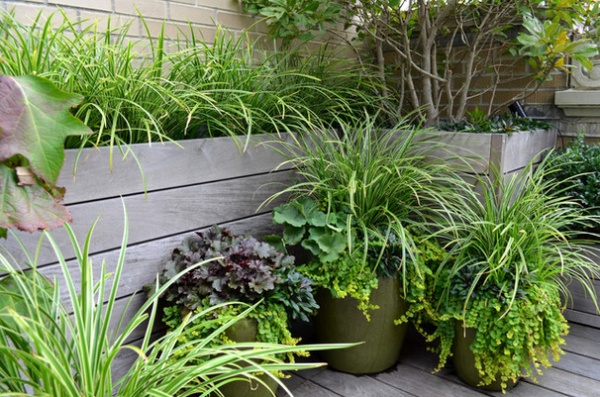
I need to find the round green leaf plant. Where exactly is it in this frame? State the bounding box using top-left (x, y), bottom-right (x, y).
top-left (266, 118), bottom-right (462, 319)
top-left (269, 198), bottom-right (443, 319)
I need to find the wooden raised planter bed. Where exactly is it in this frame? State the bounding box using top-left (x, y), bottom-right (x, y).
top-left (565, 247), bottom-right (600, 329)
top-left (422, 128), bottom-right (557, 183)
top-left (1, 134), bottom-right (292, 378)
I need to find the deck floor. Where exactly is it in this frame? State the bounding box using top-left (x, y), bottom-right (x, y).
top-left (278, 322), bottom-right (600, 397)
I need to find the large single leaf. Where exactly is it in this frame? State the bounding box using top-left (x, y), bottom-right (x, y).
top-left (0, 164), bottom-right (71, 234)
top-left (0, 75), bottom-right (91, 236)
top-left (0, 75), bottom-right (91, 184)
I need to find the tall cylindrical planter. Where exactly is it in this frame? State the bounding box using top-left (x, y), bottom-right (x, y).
top-left (452, 322), bottom-right (518, 391)
top-left (314, 277), bottom-right (408, 374)
top-left (215, 318), bottom-right (279, 397)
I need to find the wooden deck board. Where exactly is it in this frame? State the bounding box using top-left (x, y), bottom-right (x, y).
top-left (280, 323), bottom-right (600, 397)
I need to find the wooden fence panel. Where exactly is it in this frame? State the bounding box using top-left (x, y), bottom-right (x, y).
top-left (0, 134), bottom-right (293, 380)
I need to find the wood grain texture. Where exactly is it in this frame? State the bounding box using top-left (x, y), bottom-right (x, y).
top-left (60, 134), bottom-right (293, 204)
top-left (502, 129), bottom-right (557, 173)
top-left (0, 135), bottom-right (296, 382)
top-left (280, 325), bottom-right (600, 397)
top-left (4, 171), bottom-right (293, 266)
top-left (421, 129), bottom-right (556, 175)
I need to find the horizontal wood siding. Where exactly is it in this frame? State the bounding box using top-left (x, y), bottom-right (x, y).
top-left (0, 134), bottom-right (292, 380)
top-left (565, 247), bottom-right (600, 328)
top-left (422, 129), bottom-right (557, 175)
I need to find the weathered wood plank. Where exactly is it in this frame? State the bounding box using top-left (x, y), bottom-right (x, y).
top-left (420, 131), bottom-right (493, 173)
top-left (520, 366), bottom-right (600, 397)
top-left (420, 129), bottom-right (556, 175)
top-left (375, 364), bottom-right (484, 397)
top-left (309, 369), bottom-right (414, 397)
top-left (279, 379), bottom-right (342, 397)
top-left (36, 213), bottom-right (282, 312)
top-left (550, 350), bottom-right (600, 381)
top-left (562, 329), bottom-right (600, 360)
top-left (484, 381), bottom-right (566, 397)
top-left (60, 134), bottom-right (292, 204)
top-left (565, 279), bottom-right (600, 315)
top-left (501, 129), bottom-right (557, 173)
top-left (565, 309), bottom-right (600, 329)
top-left (568, 322), bottom-right (600, 341)
top-left (276, 373), bottom-right (310, 397)
top-left (4, 171), bottom-right (293, 267)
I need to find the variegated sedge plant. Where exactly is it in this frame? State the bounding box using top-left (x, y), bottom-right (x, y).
top-left (0, 211), bottom-right (347, 396)
top-left (264, 115), bottom-right (461, 319)
top-left (419, 157), bottom-right (600, 392)
top-left (0, 8), bottom-right (391, 154)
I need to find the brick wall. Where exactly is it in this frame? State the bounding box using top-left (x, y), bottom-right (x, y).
top-left (0, 0), bottom-right (264, 45)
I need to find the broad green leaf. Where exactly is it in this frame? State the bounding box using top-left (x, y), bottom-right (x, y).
top-left (301, 238), bottom-right (321, 256)
top-left (263, 235), bottom-right (285, 252)
top-left (0, 163), bottom-right (71, 233)
top-left (306, 227), bottom-right (346, 262)
top-left (283, 224), bottom-right (305, 245)
top-left (0, 75), bottom-right (92, 184)
top-left (296, 196), bottom-right (319, 213)
top-left (307, 210), bottom-right (327, 227)
top-left (305, 1), bottom-right (320, 13)
top-left (273, 204), bottom-right (306, 227)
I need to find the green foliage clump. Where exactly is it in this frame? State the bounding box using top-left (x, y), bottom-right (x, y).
top-left (434, 283), bottom-right (568, 391)
top-left (242, 0), bottom-right (342, 46)
top-left (420, 159), bottom-right (600, 392)
top-left (0, 9), bottom-right (390, 152)
top-left (267, 117), bottom-right (461, 316)
top-left (270, 198), bottom-right (350, 264)
top-left (160, 226), bottom-right (318, 322)
top-left (157, 226), bottom-right (319, 367)
top-left (547, 134), bottom-right (600, 233)
top-left (0, 215), bottom-right (333, 396)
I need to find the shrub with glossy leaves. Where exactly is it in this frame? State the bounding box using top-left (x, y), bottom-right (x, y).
top-left (547, 134), bottom-right (600, 233)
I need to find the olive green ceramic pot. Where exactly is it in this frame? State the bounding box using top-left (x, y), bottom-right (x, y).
top-left (314, 277), bottom-right (408, 374)
top-left (452, 322), bottom-right (518, 391)
top-left (215, 318), bottom-right (279, 397)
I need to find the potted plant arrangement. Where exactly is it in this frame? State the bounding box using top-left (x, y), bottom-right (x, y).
top-left (155, 225), bottom-right (320, 396)
top-left (266, 117), bottom-right (458, 374)
top-left (419, 158), bottom-right (600, 392)
top-left (0, 74), bottom-right (335, 396)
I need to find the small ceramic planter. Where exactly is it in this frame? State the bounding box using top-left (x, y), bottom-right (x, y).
top-left (216, 318), bottom-right (279, 397)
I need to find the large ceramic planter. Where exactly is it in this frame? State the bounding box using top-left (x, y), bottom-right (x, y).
top-left (452, 322), bottom-right (518, 391)
top-left (314, 277), bottom-right (408, 374)
top-left (215, 318), bottom-right (279, 397)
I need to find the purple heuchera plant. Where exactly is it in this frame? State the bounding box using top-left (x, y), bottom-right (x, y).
top-left (160, 226), bottom-right (317, 322)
